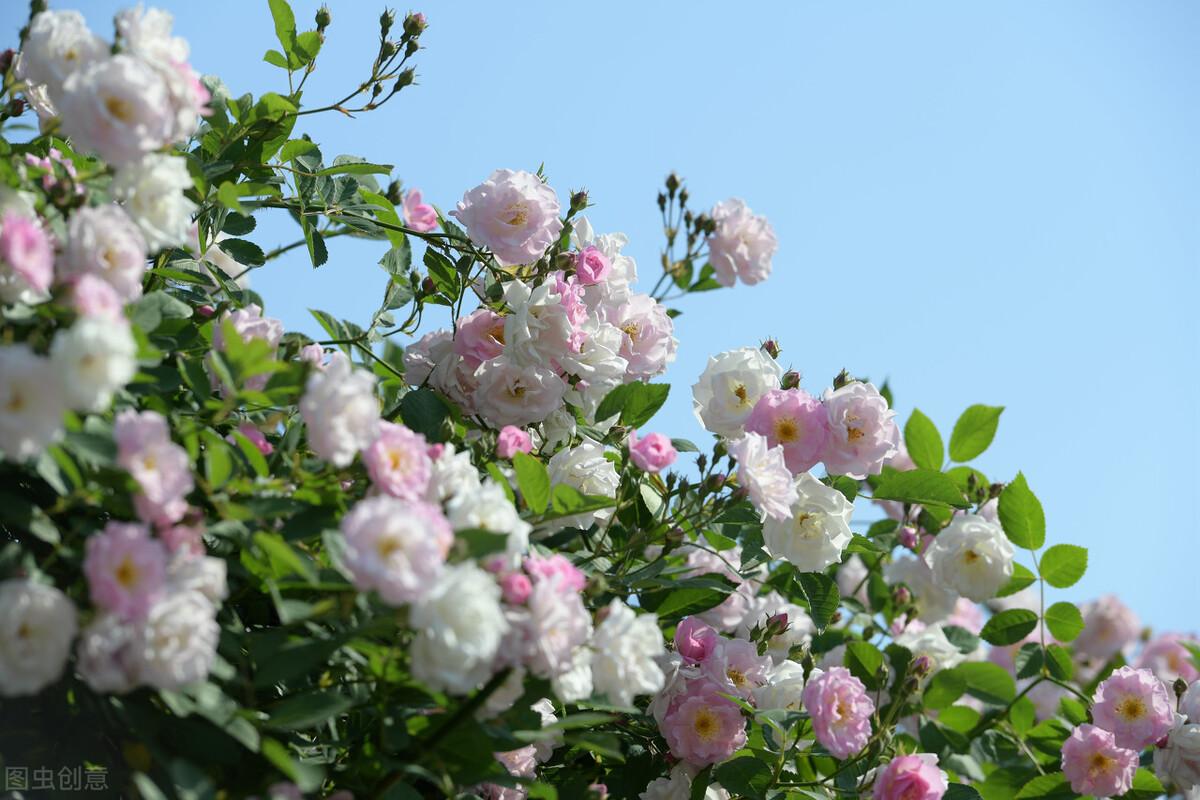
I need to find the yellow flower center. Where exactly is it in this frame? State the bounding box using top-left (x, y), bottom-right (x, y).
top-left (733, 384), bottom-right (749, 405)
top-left (376, 536), bottom-right (402, 560)
top-left (1115, 695), bottom-right (1147, 722)
top-left (621, 321), bottom-right (640, 340)
top-left (727, 668), bottom-right (748, 688)
top-left (114, 556), bottom-right (140, 589)
top-left (847, 426), bottom-right (864, 442)
top-left (104, 95), bottom-right (135, 123)
top-left (773, 417), bottom-right (800, 443)
top-left (962, 549), bottom-right (981, 565)
top-left (5, 389), bottom-right (25, 413)
top-left (503, 203), bottom-right (529, 227)
top-left (692, 707), bottom-right (720, 741)
top-left (1088, 752), bottom-right (1116, 777)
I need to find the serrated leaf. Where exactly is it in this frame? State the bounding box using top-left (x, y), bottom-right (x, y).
top-left (904, 408), bottom-right (944, 470)
top-left (998, 472), bottom-right (1045, 550)
top-left (796, 571), bottom-right (840, 632)
top-left (948, 404), bottom-right (1003, 462)
top-left (594, 382), bottom-right (670, 428)
top-left (1013, 772), bottom-right (1074, 800)
top-left (845, 641), bottom-right (885, 689)
top-left (1044, 601), bottom-right (1084, 642)
top-left (512, 451), bottom-right (550, 514)
top-left (872, 468), bottom-right (969, 508)
top-left (1039, 544), bottom-right (1087, 588)
top-left (980, 608), bottom-right (1039, 646)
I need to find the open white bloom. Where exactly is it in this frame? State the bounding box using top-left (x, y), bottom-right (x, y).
top-left (341, 496), bottom-right (452, 605)
top-left (546, 439), bottom-right (620, 529)
top-left (0, 579), bottom-right (78, 697)
top-left (424, 442), bottom-right (483, 505)
top-left (59, 55), bottom-right (174, 167)
top-left (753, 659), bottom-right (807, 711)
top-left (556, 318), bottom-right (628, 387)
top-left (130, 590), bottom-right (219, 689)
top-left (503, 278), bottom-right (577, 368)
top-left (447, 478), bottom-right (532, 561)
top-left (76, 613), bottom-right (138, 694)
top-left (51, 318), bottom-right (137, 412)
top-left (706, 198), bottom-right (778, 287)
top-left (572, 217), bottom-right (639, 310)
top-left (110, 154), bottom-right (198, 251)
top-left (61, 204), bottom-right (149, 300)
top-left (473, 356), bottom-right (567, 428)
top-left (450, 169), bottom-right (563, 267)
top-left (728, 432), bottom-right (798, 522)
top-left (692, 346), bottom-right (782, 437)
top-left (518, 581), bottom-right (593, 679)
top-left (16, 10), bottom-right (108, 117)
top-left (1154, 715), bottom-right (1200, 793)
top-left (300, 351), bottom-right (381, 467)
top-left (590, 600), bottom-right (666, 707)
top-left (895, 622), bottom-right (966, 675)
top-left (551, 646), bottom-right (594, 703)
top-left (640, 763), bottom-right (729, 800)
top-left (927, 514), bottom-right (1014, 602)
top-left (166, 555), bottom-right (229, 605)
top-left (116, 6), bottom-right (190, 64)
top-left (763, 473), bottom-right (853, 570)
top-left (884, 554), bottom-right (959, 622)
top-left (410, 562), bottom-right (508, 695)
top-left (1182, 681), bottom-right (1200, 724)
top-left (0, 344), bottom-right (66, 461)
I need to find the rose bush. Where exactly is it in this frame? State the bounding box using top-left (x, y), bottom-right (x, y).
top-left (0, 3), bottom-right (1197, 799)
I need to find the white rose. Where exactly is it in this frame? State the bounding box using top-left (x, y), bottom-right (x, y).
top-left (76, 613), bottom-right (139, 694)
top-left (546, 439), bottom-right (620, 529)
top-left (763, 472), bottom-right (854, 571)
top-left (753, 659), bottom-right (807, 711)
top-left (894, 622), bottom-right (966, 675)
top-left (50, 317), bottom-right (137, 412)
top-left (16, 10), bottom-right (108, 117)
top-left (0, 579), bottom-right (78, 697)
top-left (115, 6), bottom-right (190, 65)
top-left (1182, 681), bottom-right (1200, 725)
top-left (410, 562), bottom-right (508, 695)
top-left (473, 356), bottom-right (567, 429)
top-left (927, 514), bottom-right (1014, 602)
top-left (503, 278), bottom-right (577, 368)
top-left (166, 555), bottom-right (229, 605)
top-left (130, 590), bottom-right (220, 690)
top-left (518, 582), bottom-right (592, 679)
top-left (110, 153), bottom-right (199, 252)
top-left (424, 442), bottom-right (482, 505)
top-left (0, 344), bottom-right (66, 461)
top-left (1155, 715), bottom-right (1200, 793)
top-left (590, 600), bottom-right (665, 707)
top-left (706, 198), bottom-right (778, 287)
top-left (450, 169), bottom-right (563, 267)
top-left (551, 646), bottom-right (594, 703)
top-left (884, 555), bottom-right (959, 622)
top-left (300, 352), bottom-right (381, 467)
top-left (59, 55), bottom-right (175, 167)
top-left (61, 203), bottom-right (148, 300)
top-left (692, 346), bottom-right (782, 437)
top-left (641, 764), bottom-right (729, 800)
top-left (447, 478), bottom-right (532, 561)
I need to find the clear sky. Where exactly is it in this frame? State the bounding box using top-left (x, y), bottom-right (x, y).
top-left (29, 1), bottom-right (1200, 631)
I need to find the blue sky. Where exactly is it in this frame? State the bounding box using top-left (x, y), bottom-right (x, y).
top-left (44, 1), bottom-right (1200, 631)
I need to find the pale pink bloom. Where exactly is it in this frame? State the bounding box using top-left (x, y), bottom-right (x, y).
top-left (403, 328), bottom-right (450, 386)
top-left (1154, 714), bottom-right (1200, 795)
top-left (451, 169), bottom-right (563, 267)
top-left (573, 245), bottom-right (611, 285)
top-left (473, 356), bottom-right (567, 428)
top-left (300, 352), bottom-right (381, 467)
top-left (700, 637), bottom-right (772, 699)
top-left (1061, 724), bottom-right (1138, 797)
top-left (516, 579), bottom-right (592, 678)
top-left (340, 496), bottom-right (452, 606)
top-left (363, 422), bottom-right (431, 501)
top-left (661, 679), bottom-right (748, 766)
top-left (745, 388), bottom-right (828, 474)
top-left (1075, 595), bottom-right (1141, 662)
top-left (524, 554), bottom-right (586, 594)
top-left (298, 343), bottom-right (326, 369)
top-left (455, 307), bottom-right (506, 366)
top-left (1092, 666), bottom-right (1175, 750)
top-left (61, 204), bottom-right (148, 300)
top-left (728, 432), bottom-right (798, 522)
top-left (211, 304), bottom-right (284, 393)
top-left (479, 745), bottom-right (537, 800)
top-left (0, 211), bottom-right (54, 304)
top-left (114, 409), bottom-right (193, 526)
top-left (1137, 633), bottom-right (1200, 687)
top-left (84, 522), bottom-right (168, 621)
top-left (496, 425), bottom-right (533, 459)
top-left (402, 189), bottom-right (438, 232)
top-left (605, 293), bottom-right (677, 379)
top-left (1182, 681), bottom-right (1200, 724)
top-left (628, 430), bottom-right (677, 473)
top-left (802, 667), bottom-right (875, 759)
top-left (70, 274), bottom-right (126, 321)
top-left (706, 198), bottom-right (777, 286)
top-left (820, 382), bottom-right (900, 479)
top-left (675, 616), bottom-right (719, 664)
top-left (501, 572), bottom-right (533, 605)
top-left (160, 522), bottom-right (204, 557)
top-left (228, 422), bottom-right (273, 455)
top-left (872, 753), bottom-right (948, 800)
top-left (58, 55), bottom-right (174, 166)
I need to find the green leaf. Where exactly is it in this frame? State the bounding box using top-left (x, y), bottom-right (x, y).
top-left (231, 430), bottom-right (270, 477)
top-left (845, 641), bottom-right (885, 689)
top-left (923, 668), bottom-right (967, 710)
top-left (217, 180), bottom-right (246, 213)
top-left (316, 161), bottom-right (393, 176)
top-left (267, 0), bottom-right (297, 56)
top-left (378, 240), bottom-right (412, 277)
top-left (1058, 696), bottom-right (1089, 726)
top-left (456, 528), bottom-right (511, 559)
top-left (904, 408), bottom-right (944, 470)
top-left (1044, 601), bottom-right (1084, 642)
top-left (1039, 544), bottom-right (1088, 588)
top-left (998, 472), bottom-right (1046, 550)
top-left (547, 484), bottom-right (615, 519)
top-left (689, 765), bottom-right (714, 800)
top-left (216, 238), bottom-right (265, 267)
top-left (261, 738), bottom-right (324, 792)
top-left (997, 562), bottom-right (1037, 598)
top-left (279, 139), bottom-right (317, 161)
top-left (267, 689), bottom-right (353, 730)
top-left (956, 661), bottom-right (1018, 705)
top-left (1119, 768), bottom-right (1165, 800)
top-left (980, 608), bottom-right (1039, 646)
top-left (653, 578), bottom-right (738, 621)
top-left (944, 785), bottom-right (983, 800)
top-left (202, 431), bottom-right (234, 488)
top-left (1014, 642), bottom-right (1044, 679)
top-left (130, 291), bottom-right (193, 333)
top-left (796, 572), bottom-right (840, 632)
top-left (1013, 772), bottom-right (1074, 800)
top-left (512, 452), bottom-right (550, 514)
top-left (1045, 644), bottom-right (1074, 680)
top-left (871, 468), bottom-right (969, 508)
top-left (671, 438), bottom-right (699, 453)
top-left (398, 388), bottom-right (449, 443)
top-left (712, 756), bottom-right (772, 800)
top-left (948, 404), bottom-right (1004, 461)
top-left (263, 48), bottom-right (289, 68)
top-left (594, 382), bottom-right (670, 428)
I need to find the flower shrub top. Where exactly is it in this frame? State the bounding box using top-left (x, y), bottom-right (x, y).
top-left (0, 3), bottom-right (1195, 800)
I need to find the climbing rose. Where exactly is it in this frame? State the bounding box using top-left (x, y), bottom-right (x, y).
top-left (661, 679), bottom-right (748, 766)
top-left (691, 346), bottom-right (782, 438)
top-left (706, 198), bottom-right (777, 287)
top-left (300, 352), bottom-right (381, 468)
top-left (340, 496), bottom-right (452, 606)
top-left (926, 513), bottom-right (1014, 602)
top-left (728, 432), bottom-right (797, 522)
top-left (363, 422), bottom-right (431, 500)
top-left (450, 169), bottom-right (563, 267)
top-left (802, 667), bottom-right (875, 759)
top-left (1061, 724), bottom-right (1138, 798)
top-left (1091, 666), bottom-right (1175, 750)
top-left (628, 430), bottom-right (677, 473)
top-left (820, 381), bottom-right (899, 479)
top-left (83, 521), bottom-right (168, 621)
top-left (745, 387), bottom-right (828, 474)
top-left (872, 753), bottom-right (948, 800)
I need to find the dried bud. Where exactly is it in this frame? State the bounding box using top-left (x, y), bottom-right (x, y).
top-left (664, 527), bottom-right (685, 549)
top-left (762, 338), bottom-right (781, 359)
top-left (395, 67), bottom-right (416, 89)
top-left (657, 192), bottom-right (666, 212)
top-left (380, 9), bottom-right (396, 33)
top-left (372, 82), bottom-right (384, 97)
top-left (5, 97), bottom-right (25, 118)
top-left (1175, 677), bottom-right (1189, 699)
top-left (678, 188), bottom-right (689, 206)
top-left (713, 441), bottom-right (727, 460)
top-left (704, 473), bottom-right (726, 494)
top-left (829, 610), bottom-right (843, 626)
top-left (405, 38), bottom-right (419, 57)
top-left (695, 454), bottom-right (707, 472)
top-left (403, 11), bottom-right (427, 37)
top-left (315, 6), bottom-right (332, 30)
top-left (781, 370), bottom-right (801, 390)
top-left (0, 49), bottom-right (14, 75)
top-left (988, 482), bottom-right (1004, 499)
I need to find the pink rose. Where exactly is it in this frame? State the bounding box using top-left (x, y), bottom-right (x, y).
top-left (628, 430), bottom-right (677, 473)
top-left (299, 343), bottom-right (327, 369)
top-left (802, 666), bottom-right (875, 759)
top-left (1075, 594), bottom-right (1141, 662)
top-left (114, 409), bottom-right (194, 526)
top-left (340, 496), bottom-right (452, 605)
top-left (1136, 633), bottom-right (1200, 687)
top-left (573, 245), bottom-right (611, 285)
top-left (83, 521), bottom-right (168, 621)
top-left (660, 678), bottom-right (748, 766)
top-left (70, 274), bottom-right (126, 321)
top-left (675, 616), bottom-right (718, 664)
top-left (500, 572), bottom-right (533, 605)
top-left (210, 304), bottom-right (284, 394)
top-left (744, 388), bottom-right (829, 474)
top-left (1061, 724), bottom-right (1138, 797)
top-left (450, 169), bottom-right (563, 267)
top-left (496, 425), bottom-right (533, 459)
top-left (820, 382), bottom-right (900, 479)
top-left (363, 422), bottom-right (431, 501)
top-left (454, 307), bottom-right (506, 366)
top-left (402, 189), bottom-right (439, 233)
top-left (700, 637), bottom-right (772, 699)
top-left (872, 753), bottom-right (948, 800)
top-left (0, 211), bottom-right (54, 303)
top-left (523, 554), bottom-right (586, 594)
top-left (1091, 666), bottom-right (1175, 750)
top-left (227, 422), bottom-right (273, 455)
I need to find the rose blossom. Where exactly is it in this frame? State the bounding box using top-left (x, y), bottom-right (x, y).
top-left (0, 578), bottom-right (78, 697)
top-left (802, 667), bottom-right (875, 759)
top-left (820, 381), bottom-right (899, 478)
top-left (1182, 681), bottom-right (1200, 724)
top-left (546, 439), bottom-right (620, 529)
top-left (211, 303), bottom-right (284, 393)
top-left (1075, 595), bottom-right (1141, 662)
top-left (300, 352), bottom-right (381, 467)
top-left (701, 637), bottom-right (773, 699)
top-left (1137, 633), bottom-right (1200, 687)
top-left (728, 432), bottom-right (798, 522)
top-left (114, 409), bottom-right (193, 525)
top-left (340, 496), bottom-right (452, 605)
top-left (83, 521), bottom-right (168, 621)
top-left (410, 562), bottom-right (508, 695)
top-left (574, 244), bottom-right (611, 285)
top-left (363, 422), bottom-right (431, 500)
top-left (110, 153), bottom-right (198, 251)
top-left (454, 307), bottom-right (506, 366)
top-left (447, 479), bottom-right (532, 560)
top-left (691, 346), bottom-right (783, 438)
top-left (745, 388), bottom-right (828, 474)
top-left (402, 189), bottom-right (439, 232)
top-left (763, 472), bottom-right (854, 571)
top-left (590, 600), bottom-right (666, 707)
top-left (0, 344), bottom-right (66, 461)
top-left (661, 679), bottom-right (748, 766)
top-left (1061, 723), bottom-right (1138, 797)
top-left (605, 293), bottom-right (678, 380)
top-left (1154, 715), bottom-right (1200, 794)
top-left (523, 554), bottom-right (587, 594)
top-left (59, 55), bottom-right (175, 166)
top-left (628, 429), bottom-right (677, 473)
top-left (1091, 666), bottom-right (1175, 750)
top-left (675, 616), bottom-right (719, 664)
top-left (16, 10), bottom-right (108, 116)
top-left (496, 425), bottom-right (533, 459)
top-left (228, 422), bottom-right (273, 456)
top-left (926, 513), bottom-right (1014, 602)
top-left (0, 211), bottom-right (54, 305)
top-left (501, 573), bottom-right (533, 605)
top-left (129, 590), bottom-right (219, 690)
top-left (872, 753), bottom-right (948, 800)
top-left (706, 198), bottom-right (777, 286)
top-left (753, 659), bottom-right (807, 711)
top-left (450, 169), bottom-right (563, 267)
top-left (883, 554), bottom-right (959, 622)
top-left (515, 579), bottom-right (592, 679)
top-left (50, 317), bottom-right (137, 412)
top-left (60, 204), bottom-right (149, 300)
top-left (473, 356), bottom-right (567, 428)
top-left (71, 274), bottom-right (126, 320)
